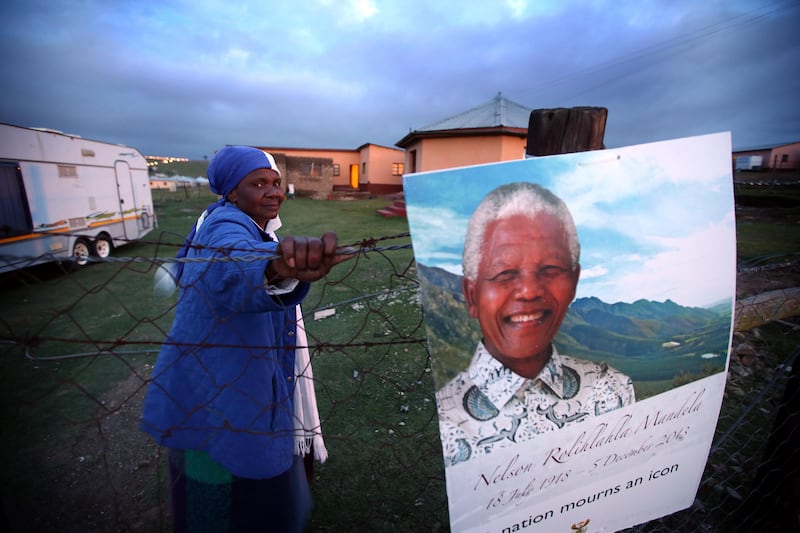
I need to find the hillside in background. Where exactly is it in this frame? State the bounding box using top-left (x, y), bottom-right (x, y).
top-left (417, 263), bottom-right (732, 398)
top-left (150, 159), bottom-right (210, 178)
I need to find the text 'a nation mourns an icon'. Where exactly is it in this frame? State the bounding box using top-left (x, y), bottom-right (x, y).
top-left (404, 132), bottom-right (736, 533)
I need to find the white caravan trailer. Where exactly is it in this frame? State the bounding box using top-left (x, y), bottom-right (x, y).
top-left (0, 123), bottom-right (155, 273)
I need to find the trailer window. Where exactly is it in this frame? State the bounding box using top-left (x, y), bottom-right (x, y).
top-left (0, 163), bottom-right (33, 238)
top-left (58, 165), bottom-right (78, 178)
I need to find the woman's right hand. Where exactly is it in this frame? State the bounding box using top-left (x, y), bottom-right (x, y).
top-left (266, 232), bottom-right (356, 283)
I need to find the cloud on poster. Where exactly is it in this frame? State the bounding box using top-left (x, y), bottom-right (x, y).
top-left (405, 135), bottom-right (735, 308)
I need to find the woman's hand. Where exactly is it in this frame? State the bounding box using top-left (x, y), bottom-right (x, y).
top-left (266, 232), bottom-right (355, 283)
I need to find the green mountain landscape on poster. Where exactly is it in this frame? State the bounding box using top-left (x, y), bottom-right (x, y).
top-left (417, 263), bottom-right (731, 399)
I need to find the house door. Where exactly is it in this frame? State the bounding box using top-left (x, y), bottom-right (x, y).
top-left (349, 164), bottom-right (359, 189)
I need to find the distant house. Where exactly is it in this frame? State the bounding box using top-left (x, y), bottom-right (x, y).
top-left (395, 93), bottom-right (531, 174)
top-left (733, 141), bottom-right (800, 171)
top-left (256, 143), bottom-right (405, 198)
top-left (150, 176), bottom-right (178, 191)
top-left (149, 173), bottom-right (197, 191)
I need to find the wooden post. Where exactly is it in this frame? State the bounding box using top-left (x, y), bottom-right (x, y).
top-left (734, 287), bottom-right (800, 332)
top-left (526, 107), bottom-right (608, 157)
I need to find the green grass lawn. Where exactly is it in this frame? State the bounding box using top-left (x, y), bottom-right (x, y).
top-left (737, 220), bottom-right (800, 262)
top-left (734, 182), bottom-right (800, 263)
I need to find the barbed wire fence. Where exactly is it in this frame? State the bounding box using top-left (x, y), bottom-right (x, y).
top-left (1, 226), bottom-right (798, 532)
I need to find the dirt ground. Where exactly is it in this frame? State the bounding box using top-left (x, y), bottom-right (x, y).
top-left (4, 365), bottom-right (170, 533)
top-left (737, 261), bottom-right (800, 299)
top-left (4, 187), bottom-right (799, 533)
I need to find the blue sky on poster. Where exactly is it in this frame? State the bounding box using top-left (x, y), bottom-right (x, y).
top-left (0, 0), bottom-right (797, 159)
top-left (403, 133), bottom-right (736, 308)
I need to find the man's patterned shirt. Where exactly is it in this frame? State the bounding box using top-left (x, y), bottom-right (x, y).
top-left (435, 343), bottom-right (635, 466)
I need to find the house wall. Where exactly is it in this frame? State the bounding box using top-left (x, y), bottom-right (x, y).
top-left (733, 142), bottom-right (800, 170)
top-left (261, 147), bottom-right (360, 188)
top-left (276, 154), bottom-right (333, 200)
top-left (265, 145), bottom-right (406, 193)
top-left (359, 144), bottom-right (405, 194)
top-left (149, 179), bottom-right (176, 191)
top-left (769, 142), bottom-right (800, 170)
top-left (276, 156), bottom-right (333, 200)
top-left (499, 136), bottom-right (529, 161)
top-left (262, 145), bottom-right (404, 193)
top-left (733, 148), bottom-right (771, 170)
top-left (404, 134), bottom-right (527, 173)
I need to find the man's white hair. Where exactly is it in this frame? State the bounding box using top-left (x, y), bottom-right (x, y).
top-left (462, 182), bottom-right (580, 280)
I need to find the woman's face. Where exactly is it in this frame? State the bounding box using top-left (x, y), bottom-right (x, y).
top-left (227, 168), bottom-right (285, 228)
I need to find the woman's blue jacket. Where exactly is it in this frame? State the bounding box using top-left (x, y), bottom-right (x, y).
top-left (141, 203), bottom-right (309, 479)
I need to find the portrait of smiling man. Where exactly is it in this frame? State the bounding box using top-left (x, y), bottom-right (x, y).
top-left (435, 181), bottom-right (635, 467)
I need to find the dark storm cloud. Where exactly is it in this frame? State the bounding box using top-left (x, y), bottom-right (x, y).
top-left (0, 0), bottom-right (797, 158)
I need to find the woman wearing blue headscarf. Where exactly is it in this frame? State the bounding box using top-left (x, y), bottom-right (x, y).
top-left (141, 146), bottom-right (351, 532)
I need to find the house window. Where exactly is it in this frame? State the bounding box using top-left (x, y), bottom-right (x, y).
top-left (781, 154), bottom-right (789, 163)
top-left (408, 150), bottom-right (417, 174)
top-left (333, 164), bottom-right (340, 176)
top-left (392, 163), bottom-right (404, 176)
top-left (300, 161), bottom-right (321, 177)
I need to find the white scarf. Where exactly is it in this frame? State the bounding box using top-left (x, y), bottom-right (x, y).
top-left (263, 216), bottom-right (327, 462)
top-left (292, 309), bottom-right (328, 462)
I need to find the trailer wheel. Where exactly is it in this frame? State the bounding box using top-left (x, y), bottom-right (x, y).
top-left (73, 239), bottom-right (91, 266)
top-left (94, 235), bottom-right (113, 259)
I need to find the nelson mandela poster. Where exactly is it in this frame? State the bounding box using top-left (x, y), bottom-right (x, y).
top-left (404, 132), bottom-right (736, 532)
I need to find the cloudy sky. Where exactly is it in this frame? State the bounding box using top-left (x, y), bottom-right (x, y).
top-left (404, 132), bottom-right (736, 308)
top-left (0, 0), bottom-right (797, 159)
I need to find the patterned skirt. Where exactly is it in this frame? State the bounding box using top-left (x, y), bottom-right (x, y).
top-left (168, 449), bottom-right (312, 533)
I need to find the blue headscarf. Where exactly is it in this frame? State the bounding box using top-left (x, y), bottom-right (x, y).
top-left (168, 146), bottom-right (281, 287)
top-left (207, 146), bottom-right (281, 197)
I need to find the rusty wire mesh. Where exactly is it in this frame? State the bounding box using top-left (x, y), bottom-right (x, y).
top-left (619, 257), bottom-right (800, 533)
top-left (1, 230), bottom-right (798, 533)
